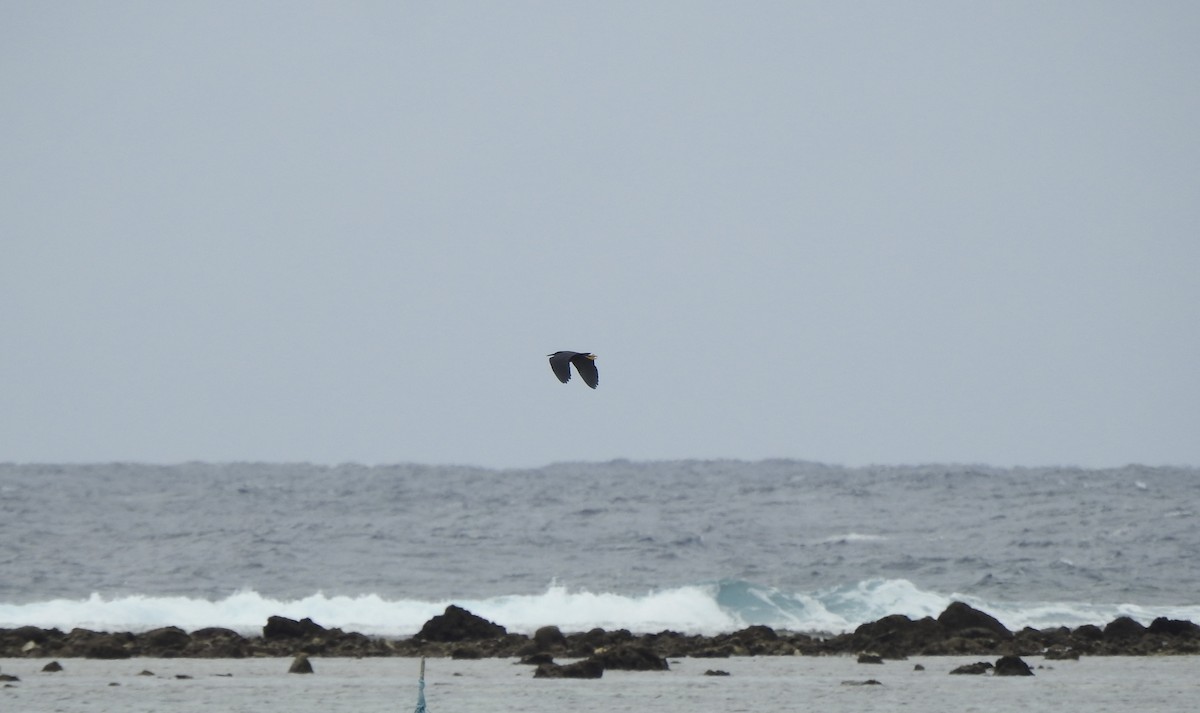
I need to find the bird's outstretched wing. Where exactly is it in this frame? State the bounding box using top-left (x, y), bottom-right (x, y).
top-left (571, 355), bottom-right (599, 389)
top-left (548, 352), bottom-right (574, 383)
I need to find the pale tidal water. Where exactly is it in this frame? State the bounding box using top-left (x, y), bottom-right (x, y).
top-left (2, 655), bottom-right (1196, 713)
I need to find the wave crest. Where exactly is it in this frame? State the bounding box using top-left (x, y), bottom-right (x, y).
top-left (3, 579), bottom-right (1198, 637)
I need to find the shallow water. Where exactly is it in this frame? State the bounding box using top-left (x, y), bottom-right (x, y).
top-left (3, 655), bottom-right (1196, 713)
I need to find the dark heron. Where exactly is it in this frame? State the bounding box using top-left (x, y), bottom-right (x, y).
top-left (547, 351), bottom-right (599, 389)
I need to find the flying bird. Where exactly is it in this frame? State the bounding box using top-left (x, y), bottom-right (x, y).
top-left (547, 351), bottom-right (599, 389)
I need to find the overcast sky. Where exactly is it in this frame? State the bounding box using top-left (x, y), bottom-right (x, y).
top-left (3, 2), bottom-right (1197, 469)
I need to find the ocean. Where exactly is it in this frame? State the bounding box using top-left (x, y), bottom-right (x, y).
top-left (2, 460), bottom-right (1197, 637)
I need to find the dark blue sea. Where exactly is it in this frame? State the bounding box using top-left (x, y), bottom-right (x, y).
top-left (2, 460), bottom-right (1197, 636)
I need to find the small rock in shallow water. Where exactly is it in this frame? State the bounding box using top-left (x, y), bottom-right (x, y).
top-left (288, 654), bottom-right (314, 674)
top-left (993, 655), bottom-right (1034, 676)
top-left (533, 660), bottom-right (604, 679)
top-left (841, 679), bottom-right (883, 686)
top-left (949, 662), bottom-right (993, 675)
top-left (42, 661), bottom-right (64, 672)
top-left (590, 643), bottom-right (669, 671)
top-left (704, 670), bottom-right (730, 676)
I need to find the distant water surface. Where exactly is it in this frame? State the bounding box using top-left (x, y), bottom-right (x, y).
top-left (1, 461), bottom-right (1197, 635)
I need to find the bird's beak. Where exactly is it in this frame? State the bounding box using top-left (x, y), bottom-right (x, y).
top-left (586, 354), bottom-right (598, 360)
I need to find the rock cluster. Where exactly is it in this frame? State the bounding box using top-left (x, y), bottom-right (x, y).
top-left (1, 603), bottom-right (1197, 661)
top-left (950, 655), bottom-right (1034, 676)
top-left (529, 642), bottom-right (668, 679)
top-left (838, 606), bottom-right (1200, 659)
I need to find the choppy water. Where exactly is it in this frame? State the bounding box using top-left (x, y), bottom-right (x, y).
top-left (1, 461), bottom-right (1198, 635)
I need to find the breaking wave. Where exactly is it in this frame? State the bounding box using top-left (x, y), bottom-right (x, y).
top-left (3, 579), bottom-right (1198, 637)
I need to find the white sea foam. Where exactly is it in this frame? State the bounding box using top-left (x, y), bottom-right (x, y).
top-left (3, 579), bottom-right (1198, 638)
top-left (0, 585), bottom-right (736, 637)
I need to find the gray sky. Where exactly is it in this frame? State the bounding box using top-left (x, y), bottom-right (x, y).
top-left (3, 2), bottom-right (1198, 469)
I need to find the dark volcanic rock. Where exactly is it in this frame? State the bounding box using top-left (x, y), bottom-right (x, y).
top-left (937, 602), bottom-right (1012, 639)
top-left (191, 627), bottom-right (243, 641)
top-left (533, 626), bottom-right (566, 651)
top-left (534, 659), bottom-right (604, 679)
top-left (572, 627), bottom-right (635, 652)
top-left (704, 669), bottom-right (731, 676)
top-left (418, 605), bottom-right (507, 642)
top-left (590, 643), bottom-right (669, 671)
top-left (2, 605), bottom-right (1196, 660)
top-left (857, 653), bottom-right (884, 664)
top-left (288, 653), bottom-right (314, 674)
top-left (88, 645), bottom-right (131, 659)
top-left (186, 628), bottom-right (249, 658)
top-left (733, 625), bottom-right (778, 642)
top-left (9, 626), bottom-right (57, 645)
top-left (1104, 617), bottom-right (1146, 640)
top-left (719, 625), bottom-right (796, 655)
top-left (85, 640), bottom-right (134, 659)
top-left (141, 626), bottom-right (191, 653)
top-left (1149, 618), bottom-right (1200, 637)
top-left (993, 655), bottom-right (1034, 676)
top-left (949, 661), bottom-right (993, 675)
top-left (41, 661), bottom-right (64, 672)
top-left (264, 616), bottom-right (327, 641)
top-left (57, 628), bottom-right (134, 659)
top-left (852, 614), bottom-right (942, 656)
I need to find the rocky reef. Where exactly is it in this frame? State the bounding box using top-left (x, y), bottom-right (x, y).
top-left (3, 603), bottom-right (1198, 664)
